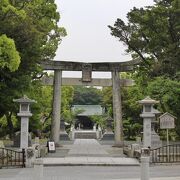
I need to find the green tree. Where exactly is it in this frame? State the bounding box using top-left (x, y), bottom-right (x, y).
top-left (102, 87), bottom-right (113, 115)
top-left (61, 86), bottom-right (75, 126)
top-left (109, 0), bottom-right (180, 79)
top-left (73, 86), bottom-right (102, 105)
top-left (0, 34), bottom-right (20, 72)
top-left (0, 0), bottom-right (66, 138)
top-left (147, 77), bottom-right (180, 139)
top-left (122, 85), bottom-right (144, 140)
top-left (25, 80), bottom-right (53, 136)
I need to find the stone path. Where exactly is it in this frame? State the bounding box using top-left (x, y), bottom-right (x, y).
top-left (68, 139), bottom-right (108, 156)
top-left (1, 165), bottom-right (180, 180)
top-left (43, 139), bottom-right (139, 166)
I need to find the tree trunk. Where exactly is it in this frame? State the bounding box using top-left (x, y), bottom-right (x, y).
top-left (6, 112), bottom-right (15, 140)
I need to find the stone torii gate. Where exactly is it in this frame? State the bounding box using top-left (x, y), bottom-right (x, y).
top-left (41, 60), bottom-right (138, 146)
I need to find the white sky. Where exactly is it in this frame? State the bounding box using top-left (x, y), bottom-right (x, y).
top-left (54, 0), bottom-right (155, 78)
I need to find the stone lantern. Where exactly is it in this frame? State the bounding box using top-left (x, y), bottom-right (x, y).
top-left (13, 95), bottom-right (36, 149)
top-left (139, 96), bottom-right (159, 148)
top-left (101, 116), bottom-right (114, 140)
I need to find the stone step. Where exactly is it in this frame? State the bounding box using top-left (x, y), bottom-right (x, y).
top-left (43, 157), bottom-right (140, 166)
top-left (74, 131), bottom-right (97, 139)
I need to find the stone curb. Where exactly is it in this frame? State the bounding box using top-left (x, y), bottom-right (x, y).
top-left (44, 163), bottom-right (140, 166)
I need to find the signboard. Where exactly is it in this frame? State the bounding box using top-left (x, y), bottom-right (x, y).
top-left (160, 112), bottom-right (175, 129)
top-left (47, 141), bottom-right (56, 153)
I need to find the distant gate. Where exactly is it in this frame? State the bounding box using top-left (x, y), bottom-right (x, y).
top-left (151, 144), bottom-right (180, 163)
top-left (0, 148), bottom-right (25, 168)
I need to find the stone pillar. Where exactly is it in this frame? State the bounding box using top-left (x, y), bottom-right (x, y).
top-left (112, 69), bottom-right (123, 146)
top-left (51, 70), bottom-right (62, 145)
top-left (59, 118), bottom-right (70, 140)
top-left (21, 117), bottom-right (29, 149)
top-left (33, 158), bottom-right (43, 180)
top-left (143, 118), bottom-right (152, 148)
top-left (101, 116), bottom-right (114, 140)
top-left (141, 148), bottom-right (150, 180)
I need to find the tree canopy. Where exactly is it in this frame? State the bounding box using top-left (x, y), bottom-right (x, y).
top-left (0, 0), bottom-right (66, 138)
top-left (73, 86), bottom-right (102, 105)
top-left (0, 34), bottom-right (20, 72)
top-left (108, 0), bottom-right (180, 79)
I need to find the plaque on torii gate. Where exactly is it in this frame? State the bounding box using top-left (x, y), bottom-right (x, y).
top-left (40, 59), bottom-right (139, 146)
top-left (82, 63), bottom-right (92, 82)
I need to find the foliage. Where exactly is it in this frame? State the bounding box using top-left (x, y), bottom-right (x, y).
top-left (61, 86), bottom-right (75, 126)
top-left (25, 80), bottom-right (53, 136)
top-left (0, 114), bottom-right (18, 138)
top-left (101, 87), bottom-right (113, 115)
top-left (0, 34), bottom-right (20, 72)
top-left (123, 118), bottom-right (142, 140)
top-left (146, 77), bottom-right (180, 139)
top-left (0, 0), bottom-right (66, 138)
top-left (109, 0), bottom-right (180, 79)
top-left (73, 86), bottom-right (102, 105)
top-left (90, 114), bottom-right (107, 130)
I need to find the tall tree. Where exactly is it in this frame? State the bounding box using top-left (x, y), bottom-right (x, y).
top-left (0, 0), bottom-right (66, 138)
top-left (109, 0), bottom-right (180, 79)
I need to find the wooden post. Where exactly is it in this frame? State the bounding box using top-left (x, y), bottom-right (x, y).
top-left (51, 70), bottom-right (62, 145)
top-left (112, 69), bottom-right (123, 146)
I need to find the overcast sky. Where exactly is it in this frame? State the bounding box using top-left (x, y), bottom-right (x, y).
top-left (54, 0), bottom-right (154, 78)
top-left (55, 0), bottom-right (154, 63)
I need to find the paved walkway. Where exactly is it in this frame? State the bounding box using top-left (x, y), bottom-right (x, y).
top-left (43, 139), bottom-right (139, 166)
top-left (1, 166), bottom-right (180, 180)
top-left (68, 139), bottom-right (108, 155)
top-left (1, 139), bottom-right (180, 179)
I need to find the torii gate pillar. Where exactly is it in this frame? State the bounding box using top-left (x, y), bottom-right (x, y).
top-left (51, 69), bottom-right (62, 145)
top-left (112, 69), bottom-right (123, 146)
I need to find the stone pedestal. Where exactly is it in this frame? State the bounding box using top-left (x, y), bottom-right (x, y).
top-left (59, 119), bottom-right (70, 141)
top-left (96, 126), bottom-right (102, 139)
top-left (101, 132), bottom-right (114, 140)
top-left (151, 121), bottom-right (162, 148)
top-left (26, 147), bottom-right (35, 168)
top-left (101, 117), bottom-right (114, 141)
top-left (69, 125), bottom-right (75, 140)
top-left (13, 132), bottom-right (31, 148)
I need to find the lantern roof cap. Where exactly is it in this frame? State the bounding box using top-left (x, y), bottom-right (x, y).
top-left (139, 96), bottom-right (159, 105)
top-left (13, 95), bottom-right (36, 103)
